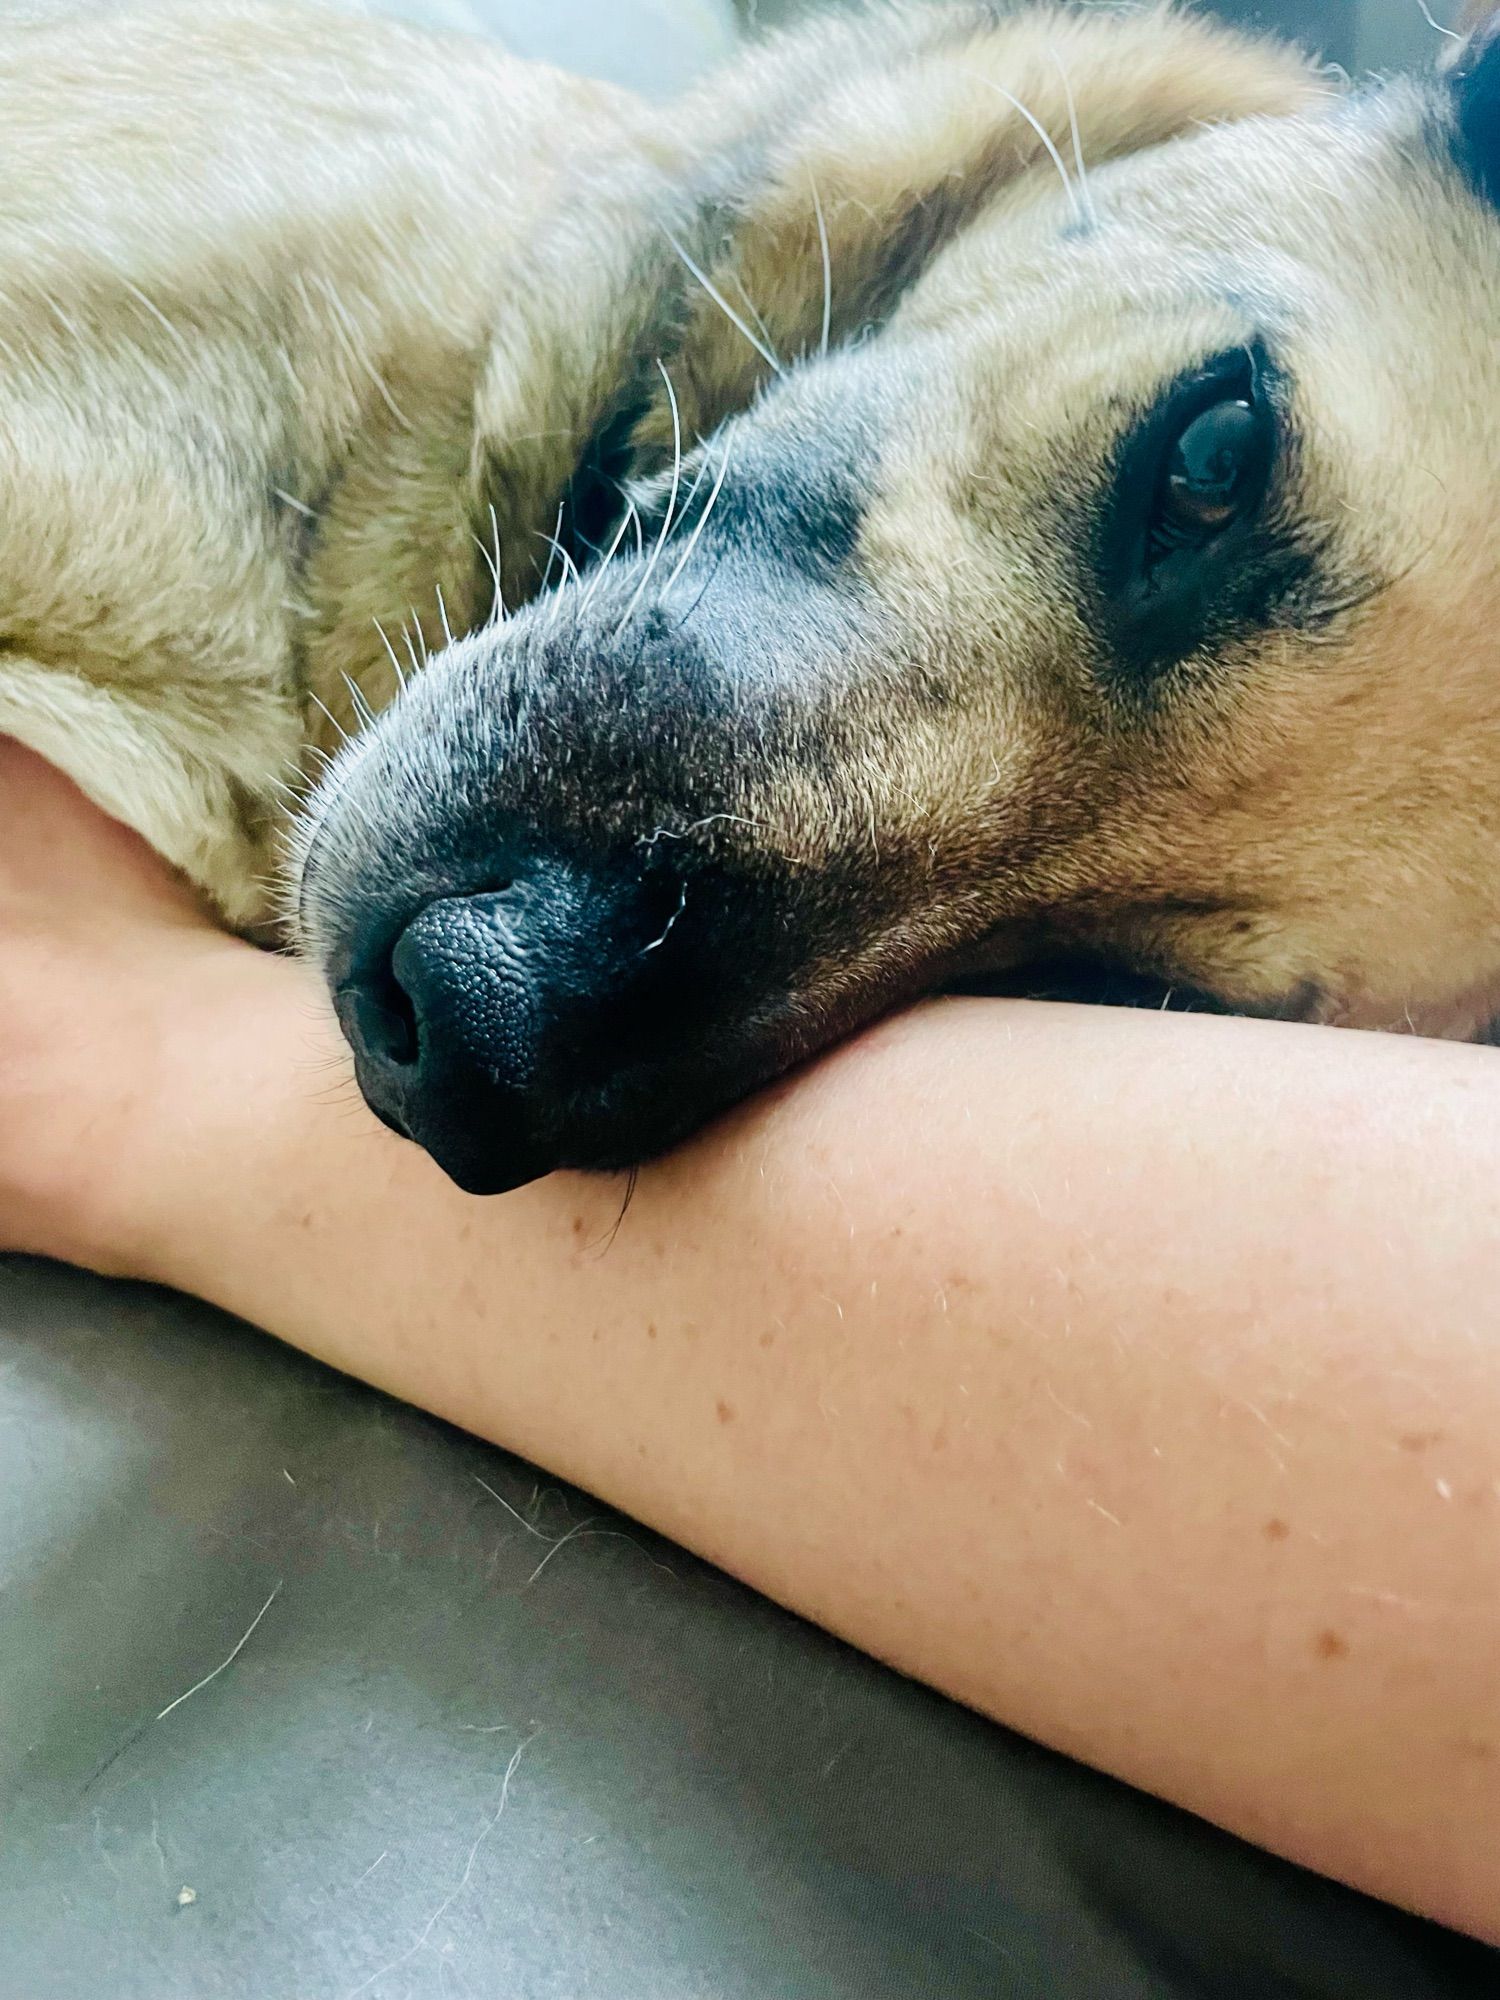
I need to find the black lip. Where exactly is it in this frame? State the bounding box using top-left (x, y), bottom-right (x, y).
top-left (363, 1094), bottom-right (414, 1144)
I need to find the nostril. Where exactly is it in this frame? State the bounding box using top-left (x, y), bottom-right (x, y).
top-left (346, 959), bottom-right (420, 1069)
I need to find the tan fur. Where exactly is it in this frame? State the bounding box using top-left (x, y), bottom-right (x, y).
top-left (0, 0), bottom-right (1314, 933)
top-left (10, 0), bottom-right (1500, 1110)
top-left (0, 1), bottom-right (663, 922)
top-left (632, 7), bottom-right (1315, 459)
top-left (817, 93), bottom-right (1500, 1035)
top-left (527, 2), bottom-right (1500, 1048)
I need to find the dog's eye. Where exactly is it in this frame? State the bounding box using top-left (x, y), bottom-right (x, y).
top-left (1146, 377), bottom-right (1273, 570)
top-left (1157, 399), bottom-right (1263, 540)
top-left (1096, 341), bottom-right (1307, 684)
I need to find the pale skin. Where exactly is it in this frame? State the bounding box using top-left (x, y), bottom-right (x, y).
top-left (1, 741), bottom-right (1496, 1942)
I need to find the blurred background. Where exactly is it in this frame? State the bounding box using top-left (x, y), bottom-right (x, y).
top-left (349, 0), bottom-right (1468, 98)
top-left (734, 0), bottom-right (1463, 74)
top-left (354, 0), bottom-right (1466, 93)
top-left (0, 1), bottom-right (1467, 94)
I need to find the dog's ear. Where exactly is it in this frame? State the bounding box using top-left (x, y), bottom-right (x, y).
top-left (1449, 3), bottom-right (1500, 206)
top-left (627, 4), bottom-right (1322, 459)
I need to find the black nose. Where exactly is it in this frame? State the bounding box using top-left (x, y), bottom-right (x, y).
top-left (337, 891), bottom-right (549, 1192)
top-left (335, 862), bottom-right (685, 1193)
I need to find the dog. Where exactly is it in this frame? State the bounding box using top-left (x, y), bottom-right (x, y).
top-left (5, 2), bottom-right (1496, 1194)
top-left (0, 0), bottom-right (1300, 937)
top-left (293, 2), bottom-right (1500, 1193)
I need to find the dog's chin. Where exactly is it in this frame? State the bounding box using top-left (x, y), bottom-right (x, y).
top-left (376, 972), bottom-right (1242, 1194)
top-left (351, 1085), bottom-right (552, 1196)
top-left (956, 961), bottom-right (1500, 1044)
top-left (945, 957), bottom-right (1237, 1015)
top-left (370, 953), bottom-right (1465, 1196)
top-left (945, 955), bottom-right (1353, 1027)
top-left (373, 1053), bottom-right (793, 1196)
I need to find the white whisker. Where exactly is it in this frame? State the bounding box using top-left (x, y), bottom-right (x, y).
top-left (435, 583), bottom-right (455, 648)
top-left (267, 774), bottom-right (303, 807)
top-left (664, 445), bottom-right (716, 544)
top-left (540, 536), bottom-right (581, 590)
top-left (539, 501), bottom-right (566, 593)
top-left (667, 232), bottom-right (785, 378)
top-left (616, 359), bottom-right (683, 634)
top-left (472, 530), bottom-right (501, 603)
top-left (1048, 46), bottom-right (1097, 229)
top-left (583, 497), bottom-right (640, 610)
top-left (339, 671), bottom-right (376, 732)
top-left (641, 883), bottom-right (688, 955)
top-left (373, 619), bottom-right (407, 692)
top-left (404, 614), bottom-right (431, 667)
top-left (726, 267), bottom-right (779, 359)
top-left (308, 690), bottom-right (352, 748)
top-left (975, 77), bottom-right (1081, 228)
top-left (402, 623), bottom-right (424, 682)
top-left (1415, 0), bottom-right (1462, 42)
top-left (662, 435), bottom-right (734, 596)
top-left (810, 176), bottom-right (833, 360)
top-left (490, 503), bottom-right (508, 623)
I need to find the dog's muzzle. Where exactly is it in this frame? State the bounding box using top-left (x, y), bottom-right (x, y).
top-left (334, 858), bottom-right (674, 1195)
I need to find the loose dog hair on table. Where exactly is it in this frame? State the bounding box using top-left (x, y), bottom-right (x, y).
top-left (4, 3), bottom-right (1500, 1192)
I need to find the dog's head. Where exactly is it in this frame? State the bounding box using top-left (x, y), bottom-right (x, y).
top-left (299, 2), bottom-right (1500, 1194)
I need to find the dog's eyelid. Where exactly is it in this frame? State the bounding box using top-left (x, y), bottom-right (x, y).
top-left (1091, 335), bottom-right (1310, 685)
top-left (1104, 336), bottom-right (1279, 539)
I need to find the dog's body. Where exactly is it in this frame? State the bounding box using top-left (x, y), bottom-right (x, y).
top-left (10, 1), bottom-right (1500, 1191)
top-left (0, 2), bottom-right (672, 923)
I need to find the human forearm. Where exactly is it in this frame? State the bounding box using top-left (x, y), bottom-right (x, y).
top-left (101, 946), bottom-right (1500, 1939)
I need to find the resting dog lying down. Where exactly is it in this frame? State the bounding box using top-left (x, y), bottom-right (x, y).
top-left (6, 1), bottom-right (1500, 1192)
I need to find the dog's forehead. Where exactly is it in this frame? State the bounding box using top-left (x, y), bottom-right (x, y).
top-left (927, 89), bottom-right (1451, 321)
top-left (865, 86), bottom-right (1492, 502)
top-left (983, 122), bottom-right (1407, 317)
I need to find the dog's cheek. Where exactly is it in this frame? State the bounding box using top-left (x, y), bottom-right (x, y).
top-left (1451, 13), bottom-right (1500, 209)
